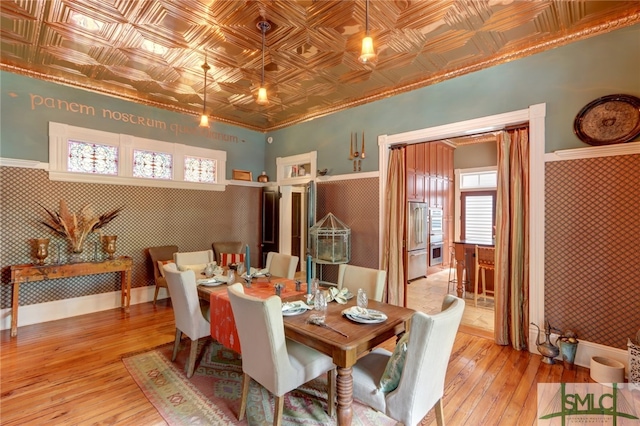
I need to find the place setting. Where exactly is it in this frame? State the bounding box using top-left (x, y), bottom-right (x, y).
top-left (342, 288), bottom-right (388, 324)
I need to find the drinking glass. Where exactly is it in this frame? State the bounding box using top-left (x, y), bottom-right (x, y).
top-left (357, 288), bottom-right (368, 309)
top-left (312, 290), bottom-right (327, 321)
top-left (306, 278), bottom-right (319, 304)
top-left (236, 262), bottom-right (245, 277)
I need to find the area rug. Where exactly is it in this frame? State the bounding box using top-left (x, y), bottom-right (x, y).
top-left (122, 340), bottom-right (395, 425)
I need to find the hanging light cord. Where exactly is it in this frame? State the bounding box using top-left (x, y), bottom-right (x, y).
top-left (365, 0), bottom-right (370, 36)
top-left (259, 21), bottom-right (270, 86)
top-left (202, 57), bottom-right (210, 114)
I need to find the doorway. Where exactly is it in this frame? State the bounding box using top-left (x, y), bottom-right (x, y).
top-left (379, 104), bottom-right (546, 352)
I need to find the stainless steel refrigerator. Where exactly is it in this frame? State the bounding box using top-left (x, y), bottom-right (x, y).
top-left (407, 201), bottom-right (428, 280)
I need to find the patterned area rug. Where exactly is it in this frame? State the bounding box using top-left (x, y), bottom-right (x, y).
top-left (122, 340), bottom-right (395, 425)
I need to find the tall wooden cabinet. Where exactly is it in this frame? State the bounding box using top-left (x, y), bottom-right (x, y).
top-left (406, 141), bottom-right (454, 267)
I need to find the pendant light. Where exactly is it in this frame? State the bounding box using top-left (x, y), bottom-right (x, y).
top-left (256, 20), bottom-right (271, 105)
top-left (199, 57), bottom-right (211, 127)
top-left (359, 0), bottom-right (377, 64)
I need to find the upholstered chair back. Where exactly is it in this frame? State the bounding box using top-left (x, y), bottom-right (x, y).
top-left (337, 264), bottom-right (386, 302)
top-left (265, 252), bottom-right (299, 279)
top-left (386, 295), bottom-right (464, 425)
top-left (173, 250), bottom-right (214, 268)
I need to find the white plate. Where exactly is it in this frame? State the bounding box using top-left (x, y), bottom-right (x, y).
top-left (197, 278), bottom-right (224, 286)
top-left (345, 309), bottom-right (387, 324)
top-left (282, 307), bottom-right (307, 316)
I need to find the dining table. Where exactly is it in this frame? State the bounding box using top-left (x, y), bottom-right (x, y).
top-left (198, 276), bottom-right (415, 426)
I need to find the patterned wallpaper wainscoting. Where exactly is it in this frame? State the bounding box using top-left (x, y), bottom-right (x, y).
top-left (544, 154), bottom-right (640, 350)
top-left (316, 178), bottom-right (380, 284)
top-left (0, 167), bottom-right (261, 309)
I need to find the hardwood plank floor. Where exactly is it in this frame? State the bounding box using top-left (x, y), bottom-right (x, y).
top-left (1, 297), bottom-right (591, 425)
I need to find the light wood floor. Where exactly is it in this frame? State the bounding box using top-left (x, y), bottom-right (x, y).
top-left (0, 294), bottom-right (590, 425)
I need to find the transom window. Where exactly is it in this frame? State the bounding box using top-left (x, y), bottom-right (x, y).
top-left (132, 149), bottom-right (172, 180)
top-left (460, 171), bottom-right (497, 189)
top-left (184, 156), bottom-right (216, 183)
top-left (67, 140), bottom-right (118, 175)
top-left (49, 122), bottom-right (227, 191)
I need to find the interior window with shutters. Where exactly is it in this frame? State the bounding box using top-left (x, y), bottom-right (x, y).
top-left (461, 192), bottom-right (496, 241)
top-left (459, 170), bottom-right (497, 242)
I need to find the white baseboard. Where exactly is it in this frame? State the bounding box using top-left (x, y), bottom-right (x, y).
top-left (0, 286), bottom-right (169, 331)
top-left (528, 326), bottom-right (629, 378)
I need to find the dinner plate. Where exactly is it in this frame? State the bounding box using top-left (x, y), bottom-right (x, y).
top-left (197, 278), bottom-right (224, 286)
top-left (345, 309), bottom-right (387, 324)
top-left (282, 307), bottom-right (308, 316)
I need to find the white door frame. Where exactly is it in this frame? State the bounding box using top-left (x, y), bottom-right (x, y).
top-left (377, 104), bottom-right (546, 354)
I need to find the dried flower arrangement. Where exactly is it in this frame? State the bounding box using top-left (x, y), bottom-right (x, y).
top-left (39, 200), bottom-right (122, 253)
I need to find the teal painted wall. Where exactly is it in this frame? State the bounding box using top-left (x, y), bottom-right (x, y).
top-left (265, 24), bottom-right (640, 178)
top-left (0, 73), bottom-right (266, 181)
top-left (1, 24), bottom-right (638, 181)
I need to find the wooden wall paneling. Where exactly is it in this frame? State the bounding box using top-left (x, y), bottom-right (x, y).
top-left (428, 177), bottom-right (437, 208)
top-left (406, 144), bottom-right (416, 171)
top-left (407, 171), bottom-right (418, 201)
top-left (415, 143), bottom-right (426, 173)
top-left (428, 143), bottom-right (438, 176)
top-left (436, 143), bottom-right (445, 178)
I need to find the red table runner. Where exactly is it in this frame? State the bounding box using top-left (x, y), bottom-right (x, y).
top-left (209, 278), bottom-right (307, 353)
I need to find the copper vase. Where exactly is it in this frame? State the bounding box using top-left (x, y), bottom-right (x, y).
top-left (102, 235), bottom-right (117, 260)
top-left (31, 238), bottom-right (50, 265)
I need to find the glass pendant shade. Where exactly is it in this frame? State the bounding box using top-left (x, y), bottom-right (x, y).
top-left (256, 86), bottom-right (268, 105)
top-left (359, 36), bottom-right (376, 63)
top-left (199, 113), bottom-right (209, 127)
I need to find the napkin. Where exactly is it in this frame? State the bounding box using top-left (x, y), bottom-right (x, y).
top-left (281, 301), bottom-right (311, 312)
top-left (342, 306), bottom-right (386, 320)
top-left (213, 274), bottom-right (227, 282)
top-left (248, 267), bottom-right (269, 276)
top-left (327, 287), bottom-right (350, 304)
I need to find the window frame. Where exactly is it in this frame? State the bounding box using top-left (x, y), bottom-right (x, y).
top-left (48, 122), bottom-right (226, 191)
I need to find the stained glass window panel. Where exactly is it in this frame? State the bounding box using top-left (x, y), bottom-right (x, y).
top-left (132, 149), bottom-right (172, 179)
top-left (184, 156), bottom-right (216, 183)
top-left (67, 140), bottom-right (118, 175)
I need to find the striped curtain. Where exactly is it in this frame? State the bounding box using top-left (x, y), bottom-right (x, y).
top-left (494, 128), bottom-right (530, 349)
top-left (382, 147), bottom-right (406, 306)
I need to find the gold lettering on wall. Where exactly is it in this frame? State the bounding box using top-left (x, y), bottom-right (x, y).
top-left (27, 92), bottom-right (243, 143)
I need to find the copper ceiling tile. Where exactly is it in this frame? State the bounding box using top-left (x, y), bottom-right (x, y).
top-left (1, 0), bottom-right (639, 131)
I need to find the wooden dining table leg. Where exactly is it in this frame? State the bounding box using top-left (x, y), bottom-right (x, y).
top-left (336, 366), bottom-right (353, 426)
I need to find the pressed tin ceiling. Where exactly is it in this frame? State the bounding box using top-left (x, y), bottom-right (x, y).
top-left (1, 1), bottom-right (639, 132)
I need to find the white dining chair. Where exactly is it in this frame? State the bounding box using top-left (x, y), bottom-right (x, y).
top-left (226, 283), bottom-right (335, 425)
top-left (265, 252), bottom-right (299, 279)
top-left (173, 249), bottom-right (214, 269)
top-left (351, 295), bottom-right (464, 426)
top-left (163, 263), bottom-right (211, 378)
top-left (337, 264), bottom-right (386, 302)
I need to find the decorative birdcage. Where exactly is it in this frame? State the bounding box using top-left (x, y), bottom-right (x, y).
top-left (310, 213), bottom-right (350, 264)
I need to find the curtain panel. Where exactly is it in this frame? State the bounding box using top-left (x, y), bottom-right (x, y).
top-left (495, 128), bottom-right (530, 349)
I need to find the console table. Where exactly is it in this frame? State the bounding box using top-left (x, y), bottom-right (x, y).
top-left (9, 256), bottom-right (133, 337)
